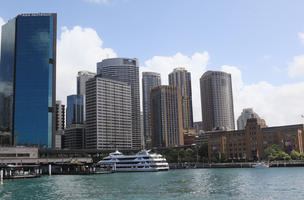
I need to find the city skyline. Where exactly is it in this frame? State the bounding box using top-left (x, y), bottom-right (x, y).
top-left (1, 1), bottom-right (304, 127)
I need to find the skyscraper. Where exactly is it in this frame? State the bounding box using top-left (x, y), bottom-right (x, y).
top-left (200, 71), bottom-right (235, 131)
top-left (66, 95), bottom-right (84, 127)
top-left (97, 58), bottom-right (141, 149)
top-left (193, 121), bottom-right (203, 134)
top-left (169, 67), bottom-right (193, 129)
top-left (77, 71), bottom-right (95, 122)
top-left (142, 72), bottom-right (161, 147)
top-left (63, 124), bottom-right (85, 149)
top-left (0, 13), bottom-right (57, 147)
top-left (77, 71), bottom-right (96, 96)
top-left (150, 86), bottom-right (184, 147)
top-left (85, 76), bottom-right (132, 150)
top-left (55, 100), bottom-right (65, 131)
top-left (237, 108), bottom-right (267, 130)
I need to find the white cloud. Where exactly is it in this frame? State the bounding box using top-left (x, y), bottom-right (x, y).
top-left (288, 32), bottom-right (304, 78)
top-left (288, 54), bottom-right (304, 78)
top-left (140, 52), bottom-right (210, 122)
top-left (223, 65), bottom-right (304, 127)
top-left (57, 26), bottom-right (117, 105)
top-left (298, 32), bottom-right (304, 44)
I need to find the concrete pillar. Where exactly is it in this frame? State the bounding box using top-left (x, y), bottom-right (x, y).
top-left (49, 164), bottom-right (52, 176)
top-left (0, 169), bottom-right (3, 184)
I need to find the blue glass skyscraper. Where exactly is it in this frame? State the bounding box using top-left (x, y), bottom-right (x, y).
top-left (0, 13), bottom-right (57, 147)
top-left (66, 95), bottom-right (84, 127)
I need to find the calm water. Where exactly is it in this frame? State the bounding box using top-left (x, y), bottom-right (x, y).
top-left (0, 168), bottom-right (303, 200)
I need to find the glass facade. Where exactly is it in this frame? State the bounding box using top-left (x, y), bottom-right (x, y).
top-left (0, 14), bottom-right (56, 147)
top-left (0, 19), bottom-right (16, 146)
top-left (66, 95), bottom-right (84, 127)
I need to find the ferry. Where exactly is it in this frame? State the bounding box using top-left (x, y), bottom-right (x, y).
top-left (97, 150), bottom-right (169, 172)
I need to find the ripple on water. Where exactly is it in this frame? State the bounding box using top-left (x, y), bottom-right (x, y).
top-left (0, 168), bottom-right (304, 200)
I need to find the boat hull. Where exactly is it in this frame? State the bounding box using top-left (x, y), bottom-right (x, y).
top-left (114, 167), bottom-right (169, 172)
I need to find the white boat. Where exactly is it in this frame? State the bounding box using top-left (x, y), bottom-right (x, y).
top-left (252, 162), bottom-right (269, 168)
top-left (97, 150), bottom-right (169, 172)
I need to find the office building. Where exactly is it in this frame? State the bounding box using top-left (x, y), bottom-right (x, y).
top-left (142, 72), bottom-right (161, 147)
top-left (140, 112), bottom-right (145, 149)
top-left (195, 132), bottom-right (211, 146)
top-left (193, 121), bottom-right (203, 134)
top-left (0, 13), bottom-right (57, 147)
top-left (150, 86), bottom-right (184, 147)
top-left (77, 71), bottom-right (96, 96)
top-left (56, 100), bottom-right (65, 131)
top-left (208, 118), bottom-right (304, 161)
top-left (77, 71), bottom-right (95, 122)
top-left (85, 76), bottom-right (132, 150)
top-left (97, 58), bottom-right (141, 149)
top-left (63, 124), bottom-right (85, 149)
top-left (237, 108), bottom-right (267, 130)
top-left (169, 68), bottom-right (193, 129)
top-left (54, 132), bottom-right (63, 149)
top-left (200, 71), bottom-right (235, 131)
top-left (66, 95), bottom-right (84, 127)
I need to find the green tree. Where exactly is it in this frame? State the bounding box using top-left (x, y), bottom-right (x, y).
top-left (264, 145), bottom-right (291, 161)
top-left (197, 143), bottom-right (208, 162)
top-left (290, 150), bottom-right (300, 160)
top-left (299, 152), bottom-right (304, 160)
top-left (264, 145), bottom-right (282, 160)
top-left (185, 148), bottom-right (195, 162)
top-left (277, 151), bottom-right (291, 160)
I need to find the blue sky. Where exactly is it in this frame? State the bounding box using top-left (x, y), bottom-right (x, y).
top-left (1, 0), bottom-right (304, 125)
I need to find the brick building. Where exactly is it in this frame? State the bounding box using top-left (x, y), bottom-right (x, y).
top-left (208, 118), bottom-right (304, 161)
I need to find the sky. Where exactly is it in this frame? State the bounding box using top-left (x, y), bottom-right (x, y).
top-left (1, 0), bottom-right (304, 126)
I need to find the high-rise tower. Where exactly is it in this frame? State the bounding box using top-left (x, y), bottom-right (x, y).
top-left (168, 67), bottom-right (193, 129)
top-left (200, 71), bottom-right (235, 131)
top-left (237, 108), bottom-right (267, 130)
top-left (142, 72), bottom-right (161, 147)
top-left (77, 71), bottom-right (95, 122)
top-left (77, 71), bottom-right (96, 96)
top-left (150, 86), bottom-right (184, 147)
top-left (0, 13), bottom-right (57, 147)
top-left (85, 76), bottom-right (132, 150)
top-left (55, 100), bottom-right (65, 131)
top-left (97, 58), bottom-right (141, 149)
top-left (66, 95), bottom-right (84, 127)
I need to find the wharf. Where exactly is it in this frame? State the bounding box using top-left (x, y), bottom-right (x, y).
top-left (169, 161), bottom-right (304, 169)
top-left (4, 174), bottom-right (41, 179)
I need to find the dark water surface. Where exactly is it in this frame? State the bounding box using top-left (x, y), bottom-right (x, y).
top-left (0, 168), bottom-right (303, 200)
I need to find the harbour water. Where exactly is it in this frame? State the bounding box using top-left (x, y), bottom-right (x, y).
top-left (0, 168), bottom-right (303, 200)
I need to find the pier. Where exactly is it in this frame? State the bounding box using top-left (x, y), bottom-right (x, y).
top-left (169, 160), bottom-right (304, 169)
